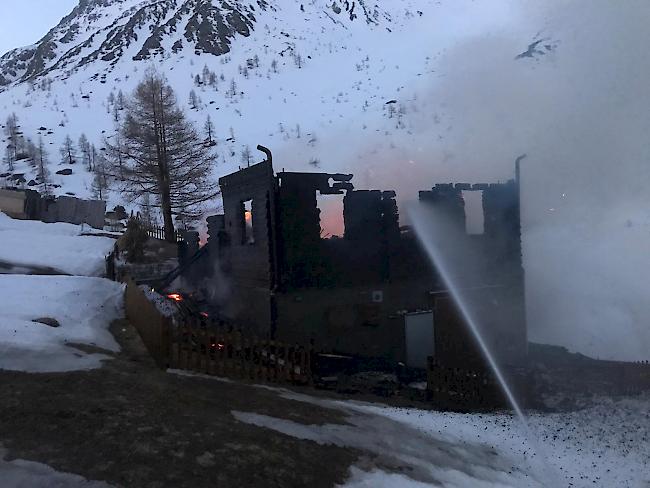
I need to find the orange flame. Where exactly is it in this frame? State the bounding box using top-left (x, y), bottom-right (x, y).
top-left (167, 293), bottom-right (183, 302)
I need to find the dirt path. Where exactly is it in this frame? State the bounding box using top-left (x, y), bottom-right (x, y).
top-left (0, 320), bottom-right (360, 488)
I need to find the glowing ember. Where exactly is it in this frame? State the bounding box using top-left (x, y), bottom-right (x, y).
top-left (245, 210), bottom-right (252, 222)
top-left (200, 312), bottom-right (209, 318)
top-left (167, 293), bottom-right (183, 302)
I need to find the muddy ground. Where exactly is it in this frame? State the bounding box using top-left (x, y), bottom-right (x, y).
top-left (0, 320), bottom-right (362, 488)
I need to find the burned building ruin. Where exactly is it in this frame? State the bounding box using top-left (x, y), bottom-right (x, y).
top-left (170, 150), bottom-right (527, 370)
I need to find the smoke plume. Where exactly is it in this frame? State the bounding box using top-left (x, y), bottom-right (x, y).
top-left (319, 0), bottom-right (650, 360)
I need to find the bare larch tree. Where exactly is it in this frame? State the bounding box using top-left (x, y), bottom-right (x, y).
top-left (4, 113), bottom-right (20, 170)
top-left (60, 135), bottom-right (77, 165)
top-left (91, 150), bottom-right (109, 201)
top-left (204, 114), bottom-right (215, 145)
top-left (36, 137), bottom-right (51, 195)
top-left (106, 69), bottom-right (218, 242)
top-left (78, 133), bottom-right (92, 171)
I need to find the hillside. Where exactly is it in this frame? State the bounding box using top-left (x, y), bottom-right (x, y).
top-left (0, 0), bottom-right (458, 209)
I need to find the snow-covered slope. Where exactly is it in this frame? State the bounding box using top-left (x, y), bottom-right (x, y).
top-left (0, 0), bottom-right (505, 206)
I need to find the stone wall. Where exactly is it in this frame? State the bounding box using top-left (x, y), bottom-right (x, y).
top-left (0, 188), bottom-right (27, 218)
top-left (42, 195), bottom-right (106, 229)
top-left (0, 189), bottom-right (106, 229)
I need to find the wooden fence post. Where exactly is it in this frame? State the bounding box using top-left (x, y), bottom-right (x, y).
top-left (171, 326), bottom-right (179, 369)
top-left (251, 338), bottom-right (259, 380)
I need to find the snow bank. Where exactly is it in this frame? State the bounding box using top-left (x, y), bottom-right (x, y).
top-left (167, 369), bottom-right (234, 383)
top-left (232, 408), bottom-right (535, 488)
top-left (341, 467), bottom-right (433, 488)
top-left (0, 212), bottom-right (116, 276)
top-left (232, 387), bottom-right (650, 488)
top-left (0, 445), bottom-right (113, 488)
top-left (0, 275), bottom-right (124, 372)
top-left (339, 399), bottom-right (650, 488)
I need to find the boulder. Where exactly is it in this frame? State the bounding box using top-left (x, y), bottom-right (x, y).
top-left (32, 317), bottom-right (60, 328)
top-left (56, 168), bottom-right (73, 175)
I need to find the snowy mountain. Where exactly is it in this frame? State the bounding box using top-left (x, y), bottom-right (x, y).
top-left (0, 0), bottom-right (260, 85)
top-left (0, 0), bottom-right (445, 206)
top-left (0, 0), bottom-right (390, 87)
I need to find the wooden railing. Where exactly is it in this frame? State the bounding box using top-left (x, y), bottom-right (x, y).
top-left (143, 224), bottom-right (183, 243)
top-left (170, 317), bottom-right (312, 384)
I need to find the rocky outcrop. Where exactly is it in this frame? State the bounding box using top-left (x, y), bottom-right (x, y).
top-left (0, 0), bottom-right (267, 87)
top-left (0, 0), bottom-right (389, 89)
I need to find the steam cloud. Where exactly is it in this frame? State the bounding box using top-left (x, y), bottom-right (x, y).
top-left (429, 0), bottom-right (650, 360)
top-left (439, 0), bottom-right (650, 361)
top-left (297, 0), bottom-right (650, 360)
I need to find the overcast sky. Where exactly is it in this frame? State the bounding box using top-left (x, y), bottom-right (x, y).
top-left (0, 1), bottom-right (77, 55)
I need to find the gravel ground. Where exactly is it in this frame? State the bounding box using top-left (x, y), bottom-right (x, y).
top-left (0, 319), bottom-right (359, 488)
top-left (1, 318), bottom-right (647, 488)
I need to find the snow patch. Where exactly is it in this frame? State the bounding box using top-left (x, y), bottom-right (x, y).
top-left (0, 275), bottom-right (124, 372)
top-left (0, 212), bottom-right (115, 276)
top-left (340, 467), bottom-right (434, 488)
top-left (0, 445), bottom-right (113, 488)
top-left (167, 368), bottom-right (234, 383)
top-left (233, 390), bottom-right (650, 487)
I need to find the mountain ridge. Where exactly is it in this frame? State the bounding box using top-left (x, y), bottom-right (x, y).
top-left (0, 0), bottom-right (391, 89)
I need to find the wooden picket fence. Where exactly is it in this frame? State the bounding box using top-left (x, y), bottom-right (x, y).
top-left (144, 224), bottom-right (183, 243)
top-left (169, 316), bottom-right (313, 385)
top-left (124, 278), bottom-right (172, 368)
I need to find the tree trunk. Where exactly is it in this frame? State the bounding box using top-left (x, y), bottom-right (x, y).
top-left (155, 82), bottom-right (175, 243)
top-left (161, 182), bottom-right (175, 242)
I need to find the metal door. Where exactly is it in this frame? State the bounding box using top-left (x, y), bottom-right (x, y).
top-left (405, 311), bottom-right (434, 369)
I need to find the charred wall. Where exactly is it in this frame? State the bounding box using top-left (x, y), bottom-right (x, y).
top-left (418, 184), bottom-right (466, 232)
top-left (273, 180), bottom-right (435, 361)
top-left (275, 279), bottom-right (433, 361)
top-left (200, 160), bottom-right (526, 366)
top-left (276, 172), bottom-right (330, 289)
top-left (418, 179), bottom-right (527, 367)
top-left (276, 181), bottom-right (418, 290)
top-left (216, 160), bottom-right (278, 336)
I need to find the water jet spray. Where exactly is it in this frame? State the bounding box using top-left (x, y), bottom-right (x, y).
top-left (408, 203), bottom-right (561, 486)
